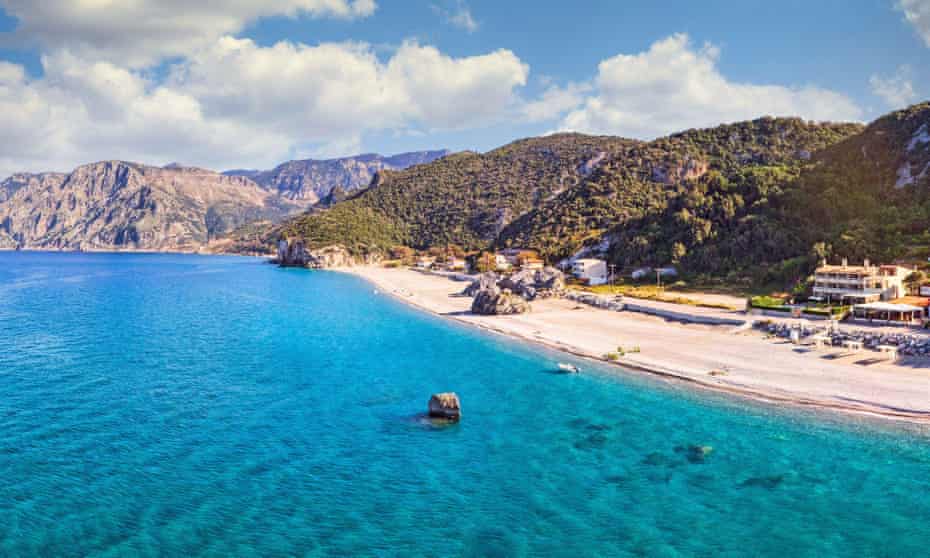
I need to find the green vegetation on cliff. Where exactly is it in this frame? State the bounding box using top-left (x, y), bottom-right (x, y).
top-left (792, 102), bottom-right (930, 265)
top-left (267, 103), bottom-right (930, 287)
top-left (277, 133), bottom-right (636, 251)
top-left (501, 117), bottom-right (863, 285)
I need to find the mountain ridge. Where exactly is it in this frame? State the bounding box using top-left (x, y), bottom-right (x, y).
top-left (0, 150), bottom-right (450, 252)
top-left (222, 149), bottom-right (451, 205)
top-left (265, 105), bottom-right (930, 286)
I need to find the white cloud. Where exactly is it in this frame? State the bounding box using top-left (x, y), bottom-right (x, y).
top-left (521, 82), bottom-right (591, 122)
top-left (558, 34), bottom-right (863, 139)
top-left (897, 0), bottom-right (930, 47)
top-left (168, 37), bottom-right (526, 133)
top-left (0, 39), bottom-right (528, 177)
top-left (0, 51), bottom-right (291, 178)
top-left (432, 1), bottom-right (479, 33)
top-left (0, 0), bottom-right (377, 66)
top-left (870, 65), bottom-right (918, 108)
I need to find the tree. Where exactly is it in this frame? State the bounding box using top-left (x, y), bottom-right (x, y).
top-left (473, 251), bottom-right (496, 273)
top-left (390, 245), bottom-right (414, 264)
top-left (904, 271), bottom-right (926, 295)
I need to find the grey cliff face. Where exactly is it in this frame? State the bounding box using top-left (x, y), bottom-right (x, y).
top-left (275, 239), bottom-right (354, 268)
top-left (0, 161), bottom-right (307, 251)
top-left (231, 150), bottom-right (450, 205)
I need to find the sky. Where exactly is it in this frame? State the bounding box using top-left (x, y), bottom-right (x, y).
top-left (0, 0), bottom-right (927, 177)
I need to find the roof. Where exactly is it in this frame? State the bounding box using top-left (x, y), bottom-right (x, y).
top-left (815, 265), bottom-right (874, 275)
top-left (854, 302), bottom-right (924, 312)
top-left (574, 258), bottom-right (605, 264)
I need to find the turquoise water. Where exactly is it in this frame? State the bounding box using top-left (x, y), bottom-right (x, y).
top-left (2, 253), bottom-right (930, 557)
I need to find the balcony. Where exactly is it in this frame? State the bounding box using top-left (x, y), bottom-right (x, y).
top-left (813, 286), bottom-right (882, 295)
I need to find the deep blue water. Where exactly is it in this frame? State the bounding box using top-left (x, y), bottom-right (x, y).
top-left (1, 252), bottom-right (930, 557)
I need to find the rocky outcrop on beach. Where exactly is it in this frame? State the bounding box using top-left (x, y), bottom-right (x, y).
top-left (471, 286), bottom-right (531, 315)
top-left (462, 272), bottom-right (499, 297)
top-left (275, 239), bottom-right (354, 268)
top-left (428, 392), bottom-right (461, 420)
top-left (498, 267), bottom-right (565, 301)
top-left (464, 268), bottom-right (565, 302)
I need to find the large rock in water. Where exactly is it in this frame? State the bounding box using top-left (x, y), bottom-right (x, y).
top-left (471, 286), bottom-right (531, 315)
top-left (276, 239), bottom-right (353, 268)
top-left (428, 392), bottom-right (461, 420)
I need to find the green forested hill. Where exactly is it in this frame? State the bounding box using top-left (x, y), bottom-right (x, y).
top-left (791, 102), bottom-right (930, 265)
top-left (500, 117), bottom-right (863, 284)
top-left (260, 103), bottom-right (930, 287)
top-left (277, 133), bottom-right (637, 252)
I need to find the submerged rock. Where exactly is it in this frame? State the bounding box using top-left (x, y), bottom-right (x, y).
top-left (675, 444), bottom-right (714, 463)
top-left (739, 474), bottom-right (785, 490)
top-left (428, 392), bottom-right (461, 420)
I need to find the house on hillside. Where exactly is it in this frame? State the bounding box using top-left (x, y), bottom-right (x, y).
top-left (521, 258), bottom-right (545, 271)
top-left (812, 258), bottom-right (912, 303)
top-left (499, 248), bottom-right (540, 267)
top-left (442, 257), bottom-right (467, 272)
top-left (572, 258), bottom-right (609, 286)
top-left (494, 254), bottom-right (511, 272)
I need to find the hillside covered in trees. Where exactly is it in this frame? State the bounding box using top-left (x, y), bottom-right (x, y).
top-left (499, 117), bottom-right (864, 285)
top-left (275, 133), bottom-right (636, 252)
top-left (261, 102), bottom-right (930, 287)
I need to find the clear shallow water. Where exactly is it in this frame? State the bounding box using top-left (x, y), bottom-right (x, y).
top-left (1, 253), bottom-right (930, 557)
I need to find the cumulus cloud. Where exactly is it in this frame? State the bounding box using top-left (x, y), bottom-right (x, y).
top-left (0, 51), bottom-right (291, 178)
top-left (0, 39), bottom-right (528, 177)
top-left (521, 82), bottom-right (591, 123)
top-left (0, 0), bottom-right (377, 66)
top-left (168, 38), bottom-right (526, 133)
top-left (870, 65), bottom-right (918, 108)
top-left (558, 34), bottom-right (863, 139)
top-left (897, 0), bottom-right (930, 47)
top-left (432, 1), bottom-right (479, 33)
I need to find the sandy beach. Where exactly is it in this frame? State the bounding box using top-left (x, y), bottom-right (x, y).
top-left (344, 265), bottom-right (930, 424)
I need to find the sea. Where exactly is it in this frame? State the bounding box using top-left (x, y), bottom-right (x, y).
top-left (1, 251), bottom-right (929, 557)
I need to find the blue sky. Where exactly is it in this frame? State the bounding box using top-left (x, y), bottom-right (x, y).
top-left (0, 0), bottom-right (926, 175)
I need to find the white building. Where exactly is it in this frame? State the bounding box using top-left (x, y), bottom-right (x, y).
top-left (443, 258), bottom-right (467, 272)
top-left (572, 258), bottom-right (609, 286)
top-left (813, 259), bottom-right (912, 303)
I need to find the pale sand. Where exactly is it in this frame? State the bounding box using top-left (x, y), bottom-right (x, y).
top-left (344, 266), bottom-right (930, 424)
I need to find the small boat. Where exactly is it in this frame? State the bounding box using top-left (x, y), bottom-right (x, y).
top-left (558, 363), bottom-right (580, 374)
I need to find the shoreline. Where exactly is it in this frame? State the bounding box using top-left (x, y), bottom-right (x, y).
top-left (0, 247), bottom-right (272, 258)
top-left (340, 265), bottom-right (930, 426)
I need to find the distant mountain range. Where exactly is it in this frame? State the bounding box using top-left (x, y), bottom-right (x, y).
top-left (0, 150), bottom-right (448, 252)
top-left (223, 150), bottom-right (450, 205)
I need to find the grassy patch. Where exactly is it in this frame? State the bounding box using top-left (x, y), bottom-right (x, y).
top-left (577, 284), bottom-right (736, 310)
